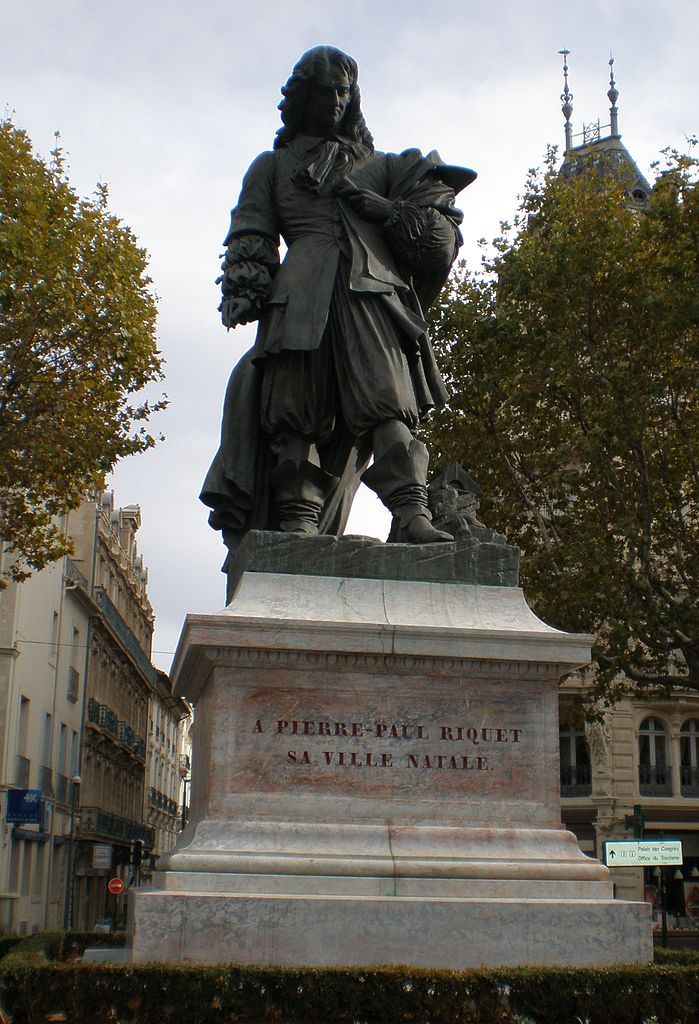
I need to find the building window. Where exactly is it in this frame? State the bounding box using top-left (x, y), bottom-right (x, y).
top-left (41, 713), bottom-right (52, 767)
top-left (55, 724), bottom-right (69, 804)
top-left (16, 696), bottom-right (31, 787)
top-left (8, 837), bottom-right (20, 891)
top-left (49, 610), bottom-right (59, 665)
top-left (69, 730), bottom-right (79, 777)
top-left (639, 717), bottom-right (672, 795)
top-left (18, 696), bottom-right (30, 754)
top-left (32, 843), bottom-right (45, 898)
top-left (559, 724), bottom-right (592, 796)
top-left (681, 719), bottom-right (699, 797)
top-left (20, 843), bottom-right (32, 896)
top-left (67, 627), bottom-right (80, 702)
top-left (39, 713), bottom-right (54, 798)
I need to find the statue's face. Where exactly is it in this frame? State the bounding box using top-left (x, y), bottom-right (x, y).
top-left (303, 69), bottom-right (351, 137)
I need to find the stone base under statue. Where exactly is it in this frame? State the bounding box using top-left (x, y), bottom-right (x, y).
top-left (130, 534), bottom-right (651, 967)
top-left (132, 891), bottom-right (648, 969)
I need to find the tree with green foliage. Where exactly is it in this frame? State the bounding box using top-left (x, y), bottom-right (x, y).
top-left (425, 144), bottom-right (699, 700)
top-left (0, 118), bottom-right (165, 584)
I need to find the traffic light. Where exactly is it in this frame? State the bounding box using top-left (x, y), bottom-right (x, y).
top-left (131, 839), bottom-right (144, 869)
top-left (624, 804), bottom-right (646, 839)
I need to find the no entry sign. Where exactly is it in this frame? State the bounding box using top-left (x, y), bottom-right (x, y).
top-left (107, 877), bottom-right (126, 895)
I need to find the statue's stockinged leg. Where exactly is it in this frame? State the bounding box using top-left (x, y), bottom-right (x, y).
top-left (269, 459), bottom-right (338, 535)
top-left (362, 437), bottom-right (452, 544)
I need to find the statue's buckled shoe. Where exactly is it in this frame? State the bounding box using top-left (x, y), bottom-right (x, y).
top-left (361, 440), bottom-right (453, 545)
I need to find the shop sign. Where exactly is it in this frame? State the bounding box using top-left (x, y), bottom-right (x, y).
top-left (5, 789), bottom-right (42, 825)
top-left (93, 843), bottom-right (113, 869)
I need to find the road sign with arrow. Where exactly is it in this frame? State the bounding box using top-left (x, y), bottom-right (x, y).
top-left (603, 840), bottom-right (682, 867)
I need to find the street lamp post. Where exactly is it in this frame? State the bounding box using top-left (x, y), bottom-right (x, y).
top-left (63, 773), bottom-right (81, 931)
top-left (181, 776), bottom-right (190, 831)
top-left (660, 868), bottom-right (669, 948)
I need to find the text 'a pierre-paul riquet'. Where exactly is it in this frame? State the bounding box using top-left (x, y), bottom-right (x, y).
top-left (251, 718), bottom-right (524, 772)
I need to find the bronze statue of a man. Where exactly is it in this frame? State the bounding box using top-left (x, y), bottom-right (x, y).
top-left (201, 46), bottom-right (475, 558)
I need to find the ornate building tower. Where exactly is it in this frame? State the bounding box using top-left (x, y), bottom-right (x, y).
top-left (558, 50), bottom-right (652, 205)
top-left (555, 54), bottom-right (699, 931)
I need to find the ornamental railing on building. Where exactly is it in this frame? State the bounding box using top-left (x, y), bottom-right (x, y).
top-left (118, 720), bottom-right (136, 748)
top-left (681, 765), bottom-right (699, 798)
top-left (93, 586), bottom-right (157, 687)
top-left (560, 763), bottom-right (592, 798)
top-left (79, 805), bottom-right (154, 847)
top-left (87, 698), bottom-right (146, 760)
top-left (147, 787), bottom-right (179, 817)
top-left (639, 764), bottom-right (673, 796)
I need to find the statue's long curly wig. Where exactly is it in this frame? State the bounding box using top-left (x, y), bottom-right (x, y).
top-left (274, 45), bottom-right (374, 152)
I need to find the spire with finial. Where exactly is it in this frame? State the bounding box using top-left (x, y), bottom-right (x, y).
top-left (559, 48), bottom-right (574, 152)
top-left (607, 53), bottom-right (619, 136)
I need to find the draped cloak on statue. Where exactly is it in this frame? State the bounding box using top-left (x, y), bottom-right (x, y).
top-left (201, 135), bottom-right (475, 556)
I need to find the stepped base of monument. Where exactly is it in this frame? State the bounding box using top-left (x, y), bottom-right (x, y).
top-left (148, 871), bottom-right (612, 899)
top-left (131, 819), bottom-right (649, 966)
top-left (130, 555), bottom-right (652, 967)
top-left (130, 889), bottom-right (649, 967)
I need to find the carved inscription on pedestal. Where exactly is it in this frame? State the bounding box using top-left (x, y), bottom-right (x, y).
top-left (250, 714), bottom-right (525, 775)
top-left (214, 672), bottom-right (554, 811)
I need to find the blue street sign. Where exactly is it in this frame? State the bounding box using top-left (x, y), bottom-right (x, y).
top-left (6, 789), bottom-right (42, 825)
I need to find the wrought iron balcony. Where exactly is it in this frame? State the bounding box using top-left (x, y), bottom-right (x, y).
top-left (560, 763), bottom-right (592, 798)
top-left (148, 788), bottom-right (178, 817)
top-left (87, 699), bottom-right (145, 760)
top-left (98, 704), bottom-right (118, 735)
top-left (79, 805), bottom-right (154, 847)
top-left (681, 765), bottom-right (699, 798)
top-left (639, 764), bottom-right (673, 796)
top-left (93, 586), bottom-right (156, 686)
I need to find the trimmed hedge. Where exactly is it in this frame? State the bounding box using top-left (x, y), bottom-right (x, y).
top-left (654, 946), bottom-right (699, 967)
top-left (0, 930), bottom-right (126, 964)
top-left (2, 962), bottom-right (699, 1024)
top-left (0, 936), bottom-right (22, 960)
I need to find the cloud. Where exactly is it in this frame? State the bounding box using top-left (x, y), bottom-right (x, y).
top-left (2, 0), bottom-right (696, 671)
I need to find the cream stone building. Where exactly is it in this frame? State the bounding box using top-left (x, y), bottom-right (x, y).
top-left (69, 492), bottom-right (156, 930)
top-left (0, 528), bottom-right (88, 935)
top-left (559, 682), bottom-right (699, 923)
top-left (145, 670), bottom-right (191, 867)
top-left (0, 491), bottom-right (191, 934)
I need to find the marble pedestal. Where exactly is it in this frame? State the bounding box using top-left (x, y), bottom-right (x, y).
top-left (130, 535), bottom-right (651, 967)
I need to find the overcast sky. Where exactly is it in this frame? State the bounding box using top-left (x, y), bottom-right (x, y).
top-left (2, 0), bottom-right (697, 670)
